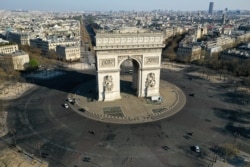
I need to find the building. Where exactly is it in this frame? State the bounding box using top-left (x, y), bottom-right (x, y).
top-left (163, 26), bottom-right (185, 40)
top-left (177, 45), bottom-right (201, 62)
top-left (164, 28), bottom-right (174, 40)
top-left (220, 49), bottom-right (250, 62)
top-left (0, 51), bottom-right (29, 71)
top-left (207, 46), bottom-right (223, 56)
top-left (196, 26), bottom-right (208, 40)
top-left (209, 2), bottom-right (214, 14)
top-left (30, 38), bottom-right (80, 54)
top-left (56, 45), bottom-right (81, 61)
top-left (206, 36), bottom-right (235, 55)
top-left (0, 40), bottom-right (18, 54)
top-left (6, 32), bottom-right (30, 45)
top-left (222, 14), bottom-right (226, 25)
top-left (235, 32), bottom-right (250, 44)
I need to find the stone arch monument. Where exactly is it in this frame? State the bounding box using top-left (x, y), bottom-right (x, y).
top-left (95, 28), bottom-right (165, 101)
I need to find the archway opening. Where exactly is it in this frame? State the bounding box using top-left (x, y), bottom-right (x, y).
top-left (120, 59), bottom-right (139, 97)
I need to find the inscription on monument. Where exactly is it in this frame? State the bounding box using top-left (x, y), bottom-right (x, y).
top-left (144, 56), bottom-right (159, 65)
top-left (99, 58), bottom-right (115, 68)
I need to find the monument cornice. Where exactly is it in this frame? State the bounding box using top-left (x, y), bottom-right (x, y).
top-left (95, 44), bottom-right (165, 51)
top-left (95, 48), bottom-right (163, 55)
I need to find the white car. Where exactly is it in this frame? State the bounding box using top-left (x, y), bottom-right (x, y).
top-left (66, 97), bottom-right (73, 103)
top-left (64, 103), bottom-right (69, 108)
top-left (195, 145), bottom-right (200, 153)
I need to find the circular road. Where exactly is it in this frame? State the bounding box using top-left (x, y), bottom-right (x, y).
top-left (3, 67), bottom-right (250, 167)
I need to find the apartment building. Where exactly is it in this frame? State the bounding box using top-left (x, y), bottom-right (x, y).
top-left (177, 44), bottom-right (201, 62)
top-left (0, 40), bottom-right (18, 54)
top-left (6, 32), bottom-right (30, 45)
top-left (30, 38), bottom-right (80, 54)
top-left (0, 51), bottom-right (29, 70)
top-left (56, 45), bottom-right (80, 61)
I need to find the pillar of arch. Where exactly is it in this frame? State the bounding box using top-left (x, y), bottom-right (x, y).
top-left (94, 28), bottom-right (165, 101)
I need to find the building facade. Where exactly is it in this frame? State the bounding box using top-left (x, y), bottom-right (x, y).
top-left (177, 45), bottom-right (201, 62)
top-left (6, 32), bottom-right (30, 45)
top-left (0, 51), bottom-right (29, 71)
top-left (30, 38), bottom-right (80, 54)
top-left (56, 45), bottom-right (81, 61)
top-left (0, 43), bottom-right (18, 54)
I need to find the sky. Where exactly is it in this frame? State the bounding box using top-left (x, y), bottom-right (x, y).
top-left (1, 0), bottom-right (250, 12)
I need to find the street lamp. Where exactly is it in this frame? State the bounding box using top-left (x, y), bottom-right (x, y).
top-left (37, 142), bottom-right (42, 159)
top-left (233, 131), bottom-right (239, 149)
top-left (10, 128), bottom-right (16, 146)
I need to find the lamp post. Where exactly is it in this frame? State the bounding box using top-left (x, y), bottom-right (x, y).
top-left (10, 128), bottom-right (16, 146)
top-left (233, 132), bottom-right (239, 149)
top-left (37, 142), bottom-right (42, 158)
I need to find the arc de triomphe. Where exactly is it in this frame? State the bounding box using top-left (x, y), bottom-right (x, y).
top-left (94, 28), bottom-right (165, 101)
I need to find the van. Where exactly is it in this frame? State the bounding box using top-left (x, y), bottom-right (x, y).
top-left (151, 96), bottom-right (162, 103)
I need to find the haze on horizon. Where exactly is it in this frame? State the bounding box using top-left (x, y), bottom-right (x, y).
top-left (1, 0), bottom-right (250, 12)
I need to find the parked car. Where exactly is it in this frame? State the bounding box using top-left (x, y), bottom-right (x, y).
top-left (66, 97), bottom-right (73, 103)
top-left (64, 103), bottom-right (69, 108)
top-left (194, 145), bottom-right (200, 153)
top-left (189, 93), bottom-right (195, 97)
top-left (79, 108), bottom-right (86, 112)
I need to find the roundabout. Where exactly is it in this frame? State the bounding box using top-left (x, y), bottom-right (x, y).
top-left (3, 68), bottom-right (250, 167)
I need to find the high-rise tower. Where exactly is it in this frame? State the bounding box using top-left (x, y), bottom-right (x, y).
top-left (208, 2), bottom-right (214, 14)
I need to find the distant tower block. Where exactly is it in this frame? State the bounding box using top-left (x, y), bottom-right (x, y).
top-left (94, 28), bottom-right (165, 101)
top-left (222, 14), bottom-right (226, 24)
top-left (209, 2), bottom-right (214, 14)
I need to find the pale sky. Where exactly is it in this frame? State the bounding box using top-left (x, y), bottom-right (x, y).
top-left (1, 0), bottom-right (249, 11)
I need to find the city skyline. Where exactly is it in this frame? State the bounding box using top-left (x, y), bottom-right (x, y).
top-left (1, 0), bottom-right (250, 12)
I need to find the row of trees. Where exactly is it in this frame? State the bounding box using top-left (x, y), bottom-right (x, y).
top-left (192, 56), bottom-right (250, 77)
top-left (162, 33), bottom-right (186, 61)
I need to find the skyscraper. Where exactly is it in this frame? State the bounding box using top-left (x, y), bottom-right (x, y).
top-left (208, 2), bottom-right (214, 14)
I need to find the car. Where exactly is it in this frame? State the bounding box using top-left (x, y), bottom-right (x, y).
top-left (189, 93), bottom-right (195, 97)
top-left (64, 103), bottom-right (69, 108)
top-left (66, 97), bottom-right (73, 103)
top-left (162, 145), bottom-right (169, 151)
top-left (79, 108), bottom-right (86, 112)
top-left (194, 145), bottom-right (200, 153)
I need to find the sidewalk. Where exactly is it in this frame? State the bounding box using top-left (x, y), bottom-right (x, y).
top-left (0, 148), bottom-right (48, 167)
top-left (0, 82), bottom-right (35, 100)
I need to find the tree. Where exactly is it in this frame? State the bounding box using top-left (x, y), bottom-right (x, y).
top-left (162, 34), bottom-right (185, 61)
top-left (47, 50), bottom-right (58, 60)
top-left (28, 58), bottom-right (39, 70)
